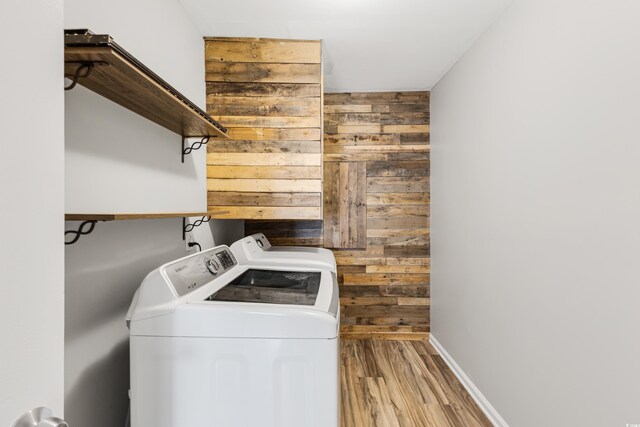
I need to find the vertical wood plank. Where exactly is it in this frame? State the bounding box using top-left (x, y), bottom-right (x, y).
top-left (324, 162), bottom-right (367, 249)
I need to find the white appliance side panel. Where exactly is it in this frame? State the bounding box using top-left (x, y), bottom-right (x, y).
top-left (130, 336), bottom-right (339, 427)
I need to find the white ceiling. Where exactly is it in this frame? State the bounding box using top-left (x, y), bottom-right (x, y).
top-left (178, 0), bottom-right (512, 92)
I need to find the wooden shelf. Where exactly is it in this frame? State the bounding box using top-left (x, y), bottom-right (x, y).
top-left (65, 212), bottom-right (211, 221)
top-left (64, 29), bottom-right (228, 138)
top-left (65, 211), bottom-right (231, 221)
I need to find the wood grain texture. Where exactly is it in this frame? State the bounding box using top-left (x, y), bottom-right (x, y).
top-left (206, 62), bottom-right (321, 84)
top-left (211, 206), bottom-right (321, 220)
top-left (327, 92), bottom-right (430, 338)
top-left (207, 153), bottom-right (321, 166)
top-left (206, 37), bottom-right (323, 219)
top-left (204, 38), bottom-right (321, 64)
top-left (207, 178), bottom-right (322, 192)
top-left (206, 82), bottom-right (321, 98)
top-left (245, 92), bottom-right (430, 338)
top-left (207, 165), bottom-right (322, 179)
top-left (340, 340), bottom-right (493, 426)
top-left (209, 192), bottom-right (321, 207)
top-left (324, 162), bottom-right (367, 249)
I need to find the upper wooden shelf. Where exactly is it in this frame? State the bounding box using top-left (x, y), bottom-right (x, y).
top-left (64, 29), bottom-right (228, 139)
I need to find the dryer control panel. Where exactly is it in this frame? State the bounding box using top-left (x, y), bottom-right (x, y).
top-left (164, 246), bottom-right (237, 297)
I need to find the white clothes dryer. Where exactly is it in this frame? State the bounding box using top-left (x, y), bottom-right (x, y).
top-left (231, 233), bottom-right (337, 273)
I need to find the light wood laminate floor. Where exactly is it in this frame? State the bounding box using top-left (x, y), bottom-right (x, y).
top-left (341, 340), bottom-right (492, 427)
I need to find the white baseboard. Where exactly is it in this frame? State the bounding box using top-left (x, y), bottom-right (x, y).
top-left (429, 335), bottom-right (509, 427)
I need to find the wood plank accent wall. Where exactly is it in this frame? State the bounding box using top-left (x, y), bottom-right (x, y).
top-left (205, 37), bottom-right (323, 219)
top-left (246, 91), bottom-right (430, 340)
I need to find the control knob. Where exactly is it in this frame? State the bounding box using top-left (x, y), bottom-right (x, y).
top-left (205, 257), bottom-right (220, 275)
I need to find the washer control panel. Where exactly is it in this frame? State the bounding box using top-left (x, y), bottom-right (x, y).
top-left (164, 246), bottom-right (237, 297)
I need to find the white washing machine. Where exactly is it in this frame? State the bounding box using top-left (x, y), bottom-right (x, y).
top-left (231, 233), bottom-right (337, 273)
top-left (127, 245), bottom-right (339, 427)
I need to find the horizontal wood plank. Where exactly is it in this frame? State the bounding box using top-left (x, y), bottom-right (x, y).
top-left (207, 179), bottom-right (322, 192)
top-left (206, 62), bottom-right (321, 84)
top-left (210, 206), bottom-right (322, 220)
top-left (211, 115), bottom-right (320, 128)
top-left (205, 39), bottom-right (321, 64)
top-left (207, 165), bottom-right (321, 179)
top-left (207, 96), bottom-right (321, 117)
top-left (209, 192), bottom-right (321, 207)
top-left (206, 82), bottom-right (321, 98)
top-left (226, 127), bottom-right (321, 141)
top-left (207, 140), bottom-right (321, 154)
top-left (207, 152), bottom-right (321, 166)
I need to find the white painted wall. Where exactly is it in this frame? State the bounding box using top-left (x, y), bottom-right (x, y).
top-left (0, 0), bottom-right (65, 424)
top-left (64, 1), bottom-right (243, 426)
top-left (431, 0), bottom-right (640, 425)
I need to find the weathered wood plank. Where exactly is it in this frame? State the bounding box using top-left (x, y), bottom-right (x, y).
top-left (206, 82), bottom-right (321, 98)
top-left (324, 133), bottom-right (400, 146)
top-left (382, 124), bottom-right (431, 134)
top-left (324, 153), bottom-right (389, 162)
top-left (337, 124), bottom-right (382, 134)
top-left (367, 204), bottom-right (430, 217)
top-left (366, 265), bottom-right (430, 274)
top-left (207, 165), bottom-right (322, 179)
top-left (325, 113), bottom-right (381, 126)
top-left (207, 140), bottom-right (321, 154)
top-left (210, 206), bottom-right (322, 220)
top-left (368, 235), bottom-right (430, 247)
top-left (207, 96), bottom-right (321, 117)
top-left (367, 193), bottom-right (430, 205)
top-left (325, 144), bottom-right (429, 154)
top-left (207, 152), bottom-right (321, 166)
top-left (205, 38), bottom-right (321, 64)
top-left (324, 162), bottom-right (367, 249)
top-left (245, 220), bottom-right (323, 230)
top-left (368, 216), bottom-right (429, 230)
top-left (366, 160), bottom-right (430, 177)
top-left (384, 245), bottom-right (431, 258)
top-left (207, 178), bottom-right (322, 193)
top-left (367, 177), bottom-right (430, 193)
top-left (343, 274), bottom-right (429, 286)
top-left (209, 192), bottom-right (321, 207)
top-left (324, 104), bottom-right (373, 113)
top-left (325, 92), bottom-right (429, 104)
top-left (206, 62), bottom-right (321, 84)
top-left (211, 115), bottom-right (321, 128)
top-left (226, 127), bottom-right (321, 141)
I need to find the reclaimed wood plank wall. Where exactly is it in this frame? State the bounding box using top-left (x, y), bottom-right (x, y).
top-left (247, 91), bottom-right (430, 340)
top-left (205, 37), bottom-right (323, 219)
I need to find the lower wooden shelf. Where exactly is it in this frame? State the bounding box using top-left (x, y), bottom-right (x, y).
top-left (65, 212), bottom-right (211, 221)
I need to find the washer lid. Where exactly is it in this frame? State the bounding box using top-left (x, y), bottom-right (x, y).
top-left (206, 269), bottom-right (320, 306)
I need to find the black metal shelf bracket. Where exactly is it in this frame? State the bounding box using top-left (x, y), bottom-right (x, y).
top-left (65, 220), bottom-right (99, 245)
top-left (64, 60), bottom-right (103, 91)
top-left (182, 136), bottom-right (210, 163)
top-left (182, 216), bottom-right (211, 240)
